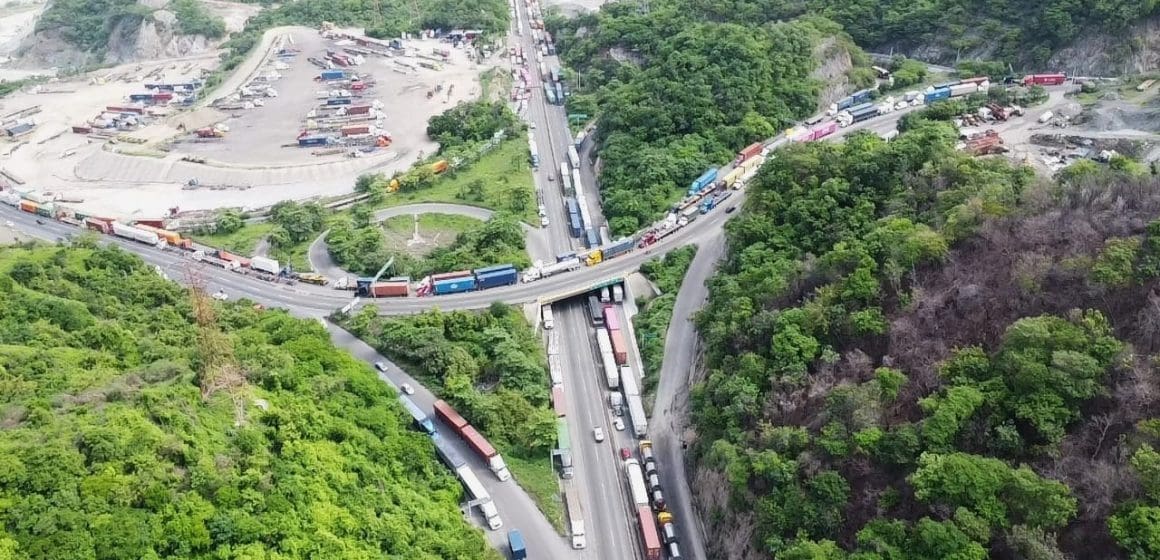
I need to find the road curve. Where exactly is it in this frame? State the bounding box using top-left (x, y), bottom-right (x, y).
top-left (649, 232), bottom-right (726, 560)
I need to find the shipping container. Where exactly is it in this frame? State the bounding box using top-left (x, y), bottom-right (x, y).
top-left (596, 327), bottom-right (620, 389)
top-left (585, 229), bottom-right (600, 249)
top-left (625, 459), bottom-right (650, 506)
top-left (430, 270), bottom-right (473, 282)
top-left (369, 281), bottom-right (409, 297)
top-left (627, 394), bottom-right (648, 436)
top-left (216, 250), bottom-right (250, 267)
top-left (851, 89), bottom-right (873, 104)
top-left (924, 87), bottom-right (952, 104)
top-left (326, 97), bottom-right (353, 106)
top-left (568, 212), bottom-right (583, 238)
top-left (552, 385), bottom-right (567, 417)
top-left (434, 399), bottom-right (469, 428)
top-left (603, 307), bottom-right (620, 332)
top-left (321, 70), bottom-right (346, 80)
top-left (18, 200), bottom-right (37, 213)
top-left (111, 221), bottom-right (161, 245)
top-left (347, 105), bottom-right (372, 115)
top-left (434, 434), bottom-right (467, 469)
top-left (298, 135), bottom-right (331, 147)
top-left (83, 217), bottom-right (111, 234)
top-left (474, 263), bottom-right (515, 276)
top-left (434, 276), bottom-right (476, 295)
top-left (250, 256), bottom-right (280, 275)
top-left (475, 268), bottom-right (518, 289)
top-left (603, 237), bottom-right (634, 260)
top-left (689, 168), bottom-right (718, 196)
top-left (810, 121), bottom-right (839, 141)
top-left (737, 142), bottom-right (763, 163)
top-left (341, 124), bottom-right (371, 136)
top-left (621, 365), bottom-right (639, 397)
top-left (133, 223), bottom-right (189, 248)
top-left (949, 82), bottom-right (980, 97)
top-left (1023, 73), bottom-right (1066, 86)
top-left (609, 329), bottom-right (629, 365)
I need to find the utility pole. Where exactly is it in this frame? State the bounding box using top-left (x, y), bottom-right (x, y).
top-left (184, 262), bottom-right (247, 424)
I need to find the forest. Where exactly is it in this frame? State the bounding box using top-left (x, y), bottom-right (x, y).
top-left (339, 304), bottom-right (562, 524)
top-left (0, 243), bottom-right (498, 559)
top-left (689, 114), bottom-right (1160, 559)
top-left (549, 3), bottom-right (866, 235)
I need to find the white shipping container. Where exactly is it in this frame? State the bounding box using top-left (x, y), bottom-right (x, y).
top-left (624, 459), bottom-right (650, 506)
top-left (627, 395), bottom-right (648, 437)
top-left (111, 221), bottom-right (160, 245)
top-left (949, 83), bottom-right (979, 97)
top-left (250, 256), bottom-right (280, 274)
top-left (620, 364), bottom-right (639, 397)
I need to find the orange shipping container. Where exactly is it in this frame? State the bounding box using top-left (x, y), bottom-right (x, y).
top-left (19, 200), bottom-right (38, 213)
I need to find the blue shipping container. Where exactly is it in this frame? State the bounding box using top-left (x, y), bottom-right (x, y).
top-left (836, 96), bottom-right (855, 111)
top-left (565, 197), bottom-right (578, 214)
top-left (434, 276), bottom-right (476, 295)
top-left (129, 94), bottom-right (151, 101)
top-left (326, 97), bottom-right (352, 106)
top-left (298, 136), bottom-right (331, 147)
top-left (689, 167), bottom-right (719, 196)
top-left (569, 213), bottom-right (583, 238)
top-left (846, 102), bottom-right (875, 114)
top-left (434, 436), bottom-right (467, 469)
top-left (603, 237), bottom-right (635, 260)
top-left (474, 264), bottom-right (515, 276)
top-left (586, 229), bottom-right (600, 248)
top-left (557, 251), bottom-right (577, 262)
top-left (852, 89), bottom-right (873, 104)
top-left (476, 269), bottom-right (519, 289)
top-left (321, 70), bottom-right (345, 80)
top-left (924, 88), bottom-right (951, 104)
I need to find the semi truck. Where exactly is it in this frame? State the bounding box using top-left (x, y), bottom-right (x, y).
top-left (596, 327), bottom-right (620, 389)
top-left (688, 168), bottom-right (718, 196)
top-left (624, 458), bottom-right (650, 506)
top-left (250, 256), bottom-right (280, 275)
top-left (627, 394), bottom-right (648, 437)
top-left (523, 257), bottom-right (580, 282)
top-left (565, 484), bottom-right (588, 549)
top-left (556, 417), bottom-right (574, 479)
top-left (398, 395), bottom-right (436, 434)
top-left (1023, 73), bottom-right (1066, 86)
top-left (456, 464), bottom-right (504, 530)
top-left (433, 400), bottom-right (512, 481)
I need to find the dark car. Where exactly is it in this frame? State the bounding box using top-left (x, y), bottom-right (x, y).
top-left (725, 206), bottom-right (737, 213)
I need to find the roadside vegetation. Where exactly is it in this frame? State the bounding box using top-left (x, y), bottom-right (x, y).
top-left (0, 243), bottom-right (500, 560)
top-left (192, 201), bottom-right (328, 271)
top-left (688, 112), bottom-right (1160, 558)
top-left (171, 0), bottom-right (227, 38)
top-left (632, 246), bottom-right (697, 398)
top-left (550, 8), bottom-right (864, 235)
top-left (36, 0), bottom-right (226, 58)
top-left (340, 303), bottom-right (565, 530)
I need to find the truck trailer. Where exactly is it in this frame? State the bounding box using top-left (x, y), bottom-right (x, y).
top-left (565, 484), bottom-right (588, 549)
top-left (434, 400), bottom-right (512, 481)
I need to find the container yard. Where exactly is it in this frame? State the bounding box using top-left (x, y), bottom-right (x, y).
top-left (0, 25), bottom-right (502, 218)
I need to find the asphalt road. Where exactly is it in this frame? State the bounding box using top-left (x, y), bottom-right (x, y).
top-left (649, 232), bottom-right (726, 560)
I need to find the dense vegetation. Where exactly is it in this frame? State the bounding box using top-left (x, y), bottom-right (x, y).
top-left (632, 245), bottom-right (697, 396)
top-left (550, 2), bottom-right (868, 235)
top-left (328, 211), bottom-right (530, 278)
top-left (0, 243), bottom-right (498, 559)
top-left (427, 101), bottom-right (521, 151)
top-left (689, 116), bottom-right (1160, 558)
top-left (35, 0), bottom-right (150, 55)
top-left (340, 304), bottom-right (563, 525)
top-left (801, 0), bottom-right (1159, 65)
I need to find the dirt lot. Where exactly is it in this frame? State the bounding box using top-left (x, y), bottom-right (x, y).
top-left (0, 25), bottom-right (503, 218)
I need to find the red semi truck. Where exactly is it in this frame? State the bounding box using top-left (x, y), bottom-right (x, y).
top-left (433, 400), bottom-right (512, 481)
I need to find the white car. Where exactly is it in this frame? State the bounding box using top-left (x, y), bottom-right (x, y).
top-left (374, 361), bottom-right (388, 372)
top-left (593, 427), bottom-right (605, 442)
top-left (540, 216), bottom-right (549, 226)
top-left (400, 383), bottom-right (415, 395)
top-left (613, 418), bottom-right (625, 431)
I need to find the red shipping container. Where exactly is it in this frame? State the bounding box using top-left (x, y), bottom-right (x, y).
top-left (84, 217), bottom-right (112, 234)
top-left (369, 281), bottom-right (408, 297)
top-left (433, 399), bottom-right (468, 428)
top-left (72, 125), bottom-right (92, 134)
top-left (959, 76), bottom-right (989, 86)
top-left (638, 506), bottom-right (662, 560)
top-left (106, 105), bottom-right (143, 114)
top-left (1023, 73), bottom-right (1066, 86)
top-left (134, 219), bottom-right (166, 228)
top-left (350, 82), bottom-right (367, 90)
top-left (342, 125), bottom-right (370, 136)
top-left (347, 105), bottom-right (372, 115)
top-left (552, 386), bottom-right (566, 417)
top-left (609, 329), bottom-right (628, 365)
top-left (430, 270), bottom-right (472, 282)
top-left (152, 92), bottom-right (174, 100)
top-left (462, 425), bottom-right (498, 460)
top-left (737, 142), bottom-right (763, 162)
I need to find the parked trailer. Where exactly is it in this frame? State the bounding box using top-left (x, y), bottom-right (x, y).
top-left (552, 385), bottom-right (566, 417)
top-left (603, 306), bottom-right (620, 332)
top-left (434, 436), bottom-right (466, 469)
top-left (398, 395), bottom-right (436, 434)
top-left (609, 329), bottom-right (629, 365)
top-left (368, 281), bottom-right (409, 297)
top-left (1023, 73), bottom-right (1066, 86)
top-left (625, 459), bottom-right (650, 506)
top-left (565, 485), bottom-right (588, 549)
top-left (638, 506), bottom-right (662, 560)
top-left (949, 82), bottom-right (981, 97)
top-left (924, 87), bottom-right (952, 104)
top-left (111, 221), bottom-right (161, 246)
top-left (455, 465), bottom-right (503, 530)
top-left (567, 145), bottom-right (580, 170)
top-left (588, 295), bottom-right (605, 327)
top-left (688, 168), bottom-right (718, 196)
top-left (433, 400), bottom-right (512, 481)
top-left (602, 237), bottom-right (635, 260)
top-left (133, 223), bottom-right (190, 248)
top-left (250, 256), bottom-right (280, 275)
top-left (627, 394), bottom-right (648, 437)
top-left (596, 327), bottom-right (620, 389)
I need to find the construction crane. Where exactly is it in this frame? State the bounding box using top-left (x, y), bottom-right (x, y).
top-left (184, 262), bottom-right (248, 423)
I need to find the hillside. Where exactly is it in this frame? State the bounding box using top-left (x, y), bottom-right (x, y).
top-left (0, 243), bottom-right (498, 560)
top-left (550, 2), bottom-right (872, 235)
top-left (689, 121), bottom-right (1160, 559)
